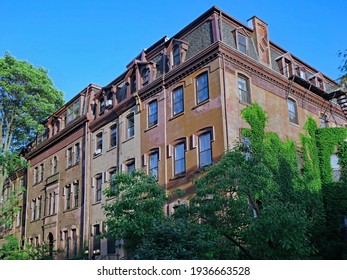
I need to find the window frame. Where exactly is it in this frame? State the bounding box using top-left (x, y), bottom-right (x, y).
top-left (238, 74), bottom-right (251, 104)
top-left (67, 147), bottom-right (73, 168)
top-left (287, 98), bottom-right (299, 125)
top-left (95, 175), bottom-right (102, 202)
top-left (196, 72), bottom-right (209, 104)
top-left (148, 100), bottom-right (158, 128)
top-left (149, 151), bottom-right (159, 181)
top-left (172, 86), bottom-right (184, 116)
top-left (174, 142), bottom-right (186, 176)
top-left (96, 132), bottom-right (103, 153)
top-left (173, 45), bottom-right (181, 66)
top-left (237, 32), bottom-right (247, 54)
top-left (110, 124), bottom-right (117, 148)
top-left (127, 113), bottom-right (135, 138)
top-left (199, 131), bottom-right (213, 168)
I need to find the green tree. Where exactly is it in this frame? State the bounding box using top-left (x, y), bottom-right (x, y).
top-left (103, 170), bottom-right (167, 257)
top-left (190, 103), bottom-right (315, 259)
top-left (0, 235), bottom-right (56, 260)
top-left (0, 52), bottom-right (64, 187)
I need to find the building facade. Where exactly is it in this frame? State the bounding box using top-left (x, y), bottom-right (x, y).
top-left (1, 6), bottom-right (346, 259)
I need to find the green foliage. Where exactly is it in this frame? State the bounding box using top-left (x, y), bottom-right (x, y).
top-left (315, 128), bottom-right (347, 185)
top-left (0, 186), bottom-right (25, 229)
top-left (133, 217), bottom-right (236, 260)
top-left (0, 52), bottom-right (64, 151)
top-left (0, 235), bottom-right (55, 260)
top-left (103, 170), bottom-right (166, 256)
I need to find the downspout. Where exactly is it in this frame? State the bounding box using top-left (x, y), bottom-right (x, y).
top-left (219, 11), bottom-right (230, 150)
top-left (222, 54), bottom-right (230, 150)
top-left (81, 120), bottom-right (87, 255)
top-left (162, 48), bottom-right (169, 215)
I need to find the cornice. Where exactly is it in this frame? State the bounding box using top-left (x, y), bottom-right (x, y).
top-left (218, 42), bottom-right (345, 120)
top-left (26, 115), bottom-right (87, 160)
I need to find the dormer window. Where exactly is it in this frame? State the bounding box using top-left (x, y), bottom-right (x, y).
top-left (142, 68), bottom-right (149, 85)
top-left (106, 91), bottom-right (113, 107)
top-left (131, 74), bottom-right (136, 93)
top-left (237, 33), bottom-right (247, 54)
top-left (309, 73), bottom-right (325, 90)
top-left (173, 45), bottom-right (180, 66)
top-left (99, 97), bottom-right (105, 114)
top-left (276, 53), bottom-right (294, 78)
top-left (296, 66), bottom-right (307, 80)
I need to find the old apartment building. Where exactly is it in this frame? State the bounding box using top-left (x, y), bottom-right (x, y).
top-left (1, 6), bottom-right (346, 259)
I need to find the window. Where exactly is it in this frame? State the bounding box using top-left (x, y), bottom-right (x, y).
top-left (320, 113), bottom-right (329, 128)
top-left (16, 207), bottom-right (21, 227)
top-left (47, 192), bottom-right (56, 215)
top-left (75, 143), bottom-right (80, 164)
top-left (66, 186), bottom-right (71, 210)
top-left (173, 86), bottom-right (184, 116)
top-left (238, 75), bottom-right (251, 104)
top-left (174, 142), bottom-right (186, 176)
top-left (131, 74), bottom-right (136, 93)
top-left (99, 97), bottom-right (105, 114)
top-left (110, 125), bottom-right (117, 148)
top-left (148, 100), bottom-right (158, 128)
top-left (40, 163), bottom-right (44, 182)
top-left (93, 225), bottom-right (101, 251)
top-left (34, 167), bottom-right (39, 184)
top-left (196, 72), bottom-right (209, 104)
top-left (67, 147), bottom-right (73, 167)
top-left (74, 182), bottom-right (79, 207)
top-left (53, 156), bottom-right (58, 174)
top-left (142, 68), bottom-right (149, 85)
top-left (199, 132), bottom-right (212, 168)
top-left (287, 98), bottom-right (299, 125)
top-left (149, 152), bottom-right (159, 180)
top-left (95, 133), bottom-right (103, 154)
top-left (96, 176), bottom-right (102, 202)
top-left (127, 161), bottom-right (135, 173)
top-left (107, 236), bottom-right (116, 254)
top-left (237, 33), bottom-right (247, 54)
top-left (127, 114), bottom-right (135, 138)
top-left (66, 100), bottom-right (80, 124)
top-left (72, 229), bottom-right (77, 257)
top-left (173, 45), bottom-right (180, 65)
top-left (106, 91), bottom-right (113, 107)
top-left (109, 170), bottom-right (117, 191)
top-left (331, 154), bottom-right (341, 182)
top-left (284, 60), bottom-right (291, 78)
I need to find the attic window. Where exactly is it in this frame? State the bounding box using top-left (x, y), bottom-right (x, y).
top-left (237, 33), bottom-right (247, 54)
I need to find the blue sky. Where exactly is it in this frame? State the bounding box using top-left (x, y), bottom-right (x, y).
top-left (1, 0), bottom-right (346, 102)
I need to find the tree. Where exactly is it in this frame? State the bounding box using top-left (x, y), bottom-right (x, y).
top-left (189, 103), bottom-right (315, 259)
top-left (103, 170), bottom-right (167, 257)
top-left (0, 235), bottom-right (56, 260)
top-left (0, 52), bottom-right (64, 187)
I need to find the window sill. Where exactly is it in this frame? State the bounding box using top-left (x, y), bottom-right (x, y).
top-left (192, 99), bottom-right (209, 110)
top-left (92, 201), bottom-right (102, 206)
top-left (239, 100), bottom-right (251, 106)
top-left (63, 206), bottom-right (78, 213)
top-left (170, 173), bottom-right (186, 181)
top-left (107, 145), bottom-right (117, 153)
top-left (122, 136), bottom-right (134, 144)
top-left (144, 124), bottom-right (158, 133)
top-left (65, 162), bottom-right (80, 170)
top-left (289, 122), bottom-right (300, 128)
top-left (169, 112), bottom-right (184, 121)
top-left (93, 152), bottom-right (103, 159)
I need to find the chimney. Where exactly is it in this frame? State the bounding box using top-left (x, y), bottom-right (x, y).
top-left (248, 16), bottom-right (271, 67)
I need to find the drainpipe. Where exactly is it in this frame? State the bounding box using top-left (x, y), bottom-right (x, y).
top-left (222, 54), bottom-right (230, 150)
top-left (162, 49), bottom-right (169, 215)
